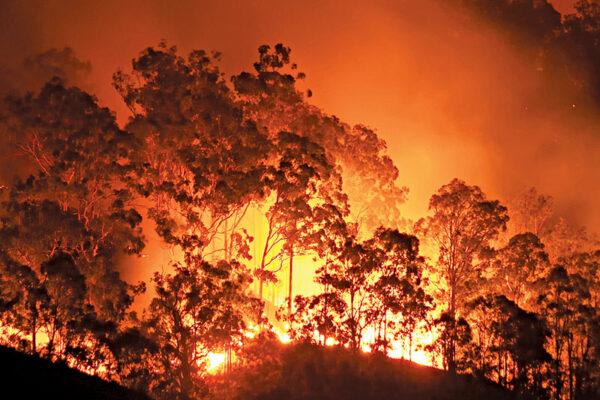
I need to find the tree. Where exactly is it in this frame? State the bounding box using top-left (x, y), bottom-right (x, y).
top-left (288, 226), bottom-right (430, 356)
top-left (417, 178), bottom-right (508, 371)
top-left (465, 295), bottom-right (550, 398)
top-left (544, 218), bottom-right (590, 263)
top-left (0, 78), bottom-right (147, 378)
top-left (507, 187), bottom-right (554, 240)
top-left (232, 44), bottom-right (407, 240)
top-left (313, 232), bottom-right (379, 351)
top-left (114, 42), bottom-right (272, 260)
top-left (143, 256), bottom-right (262, 399)
top-left (0, 251), bottom-right (142, 375)
top-left (1, 79), bottom-right (145, 320)
top-left (367, 228), bottom-right (432, 357)
top-left (254, 130), bottom-right (347, 308)
top-left (537, 252), bottom-right (600, 400)
top-left (491, 232), bottom-right (549, 309)
top-left (231, 44), bottom-right (406, 322)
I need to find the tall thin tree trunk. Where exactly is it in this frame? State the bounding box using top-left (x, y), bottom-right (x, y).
top-left (288, 246), bottom-right (294, 318)
top-left (447, 271), bottom-right (457, 373)
top-left (409, 332), bottom-right (413, 362)
top-left (31, 312), bottom-right (36, 354)
top-left (224, 218), bottom-right (229, 261)
top-left (350, 287), bottom-right (358, 351)
top-left (227, 345), bottom-right (232, 374)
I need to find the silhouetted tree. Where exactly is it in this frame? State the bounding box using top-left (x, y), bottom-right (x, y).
top-left (232, 44), bottom-right (407, 240)
top-left (255, 131), bottom-right (347, 309)
top-left (536, 266), bottom-right (587, 400)
top-left (114, 42), bottom-right (272, 260)
top-left (1, 79), bottom-right (145, 319)
top-left (0, 79), bottom-right (147, 377)
top-left (367, 228), bottom-right (432, 356)
top-left (143, 256), bottom-right (261, 399)
top-left (536, 253), bottom-right (600, 400)
top-left (492, 232), bottom-right (549, 309)
top-left (289, 226), bottom-right (429, 355)
top-left (418, 178), bottom-right (508, 372)
top-left (507, 188), bottom-right (554, 240)
top-left (466, 295), bottom-right (550, 398)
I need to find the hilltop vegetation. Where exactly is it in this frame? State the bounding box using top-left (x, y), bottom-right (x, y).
top-left (1, 2), bottom-right (600, 400)
top-left (222, 340), bottom-right (512, 400)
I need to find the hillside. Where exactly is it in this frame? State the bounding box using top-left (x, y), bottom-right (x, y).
top-left (0, 345), bottom-right (150, 400)
top-left (224, 341), bottom-right (514, 400)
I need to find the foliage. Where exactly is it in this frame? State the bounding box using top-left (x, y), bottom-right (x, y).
top-left (1, 37), bottom-right (600, 400)
top-left (287, 226), bottom-right (431, 354)
top-left (491, 232), bottom-right (549, 309)
top-left (114, 42), bottom-right (272, 259)
top-left (142, 257), bottom-right (262, 399)
top-left (226, 342), bottom-right (513, 400)
top-left (465, 295), bottom-right (550, 398)
top-left (417, 178), bottom-right (508, 371)
top-left (232, 44), bottom-right (407, 238)
top-left (0, 78), bottom-right (148, 380)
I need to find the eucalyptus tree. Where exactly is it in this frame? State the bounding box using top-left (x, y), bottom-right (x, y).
top-left (0, 79), bottom-right (146, 368)
top-left (232, 45), bottom-right (407, 239)
top-left (232, 43), bottom-right (403, 313)
top-left (507, 188), bottom-right (554, 240)
top-left (491, 232), bottom-right (549, 309)
top-left (288, 226), bottom-right (430, 355)
top-left (417, 179), bottom-right (508, 371)
top-left (254, 130), bottom-right (348, 309)
top-left (537, 253), bottom-right (600, 400)
top-left (143, 257), bottom-right (262, 399)
top-left (114, 42), bottom-right (273, 260)
top-left (465, 295), bottom-right (550, 397)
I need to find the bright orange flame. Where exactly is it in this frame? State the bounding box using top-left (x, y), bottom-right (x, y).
top-left (206, 352), bottom-right (226, 372)
top-left (388, 347), bottom-right (430, 366)
top-left (276, 331), bottom-right (292, 344)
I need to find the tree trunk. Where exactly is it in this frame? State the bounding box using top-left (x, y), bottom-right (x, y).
top-left (31, 311), bottom-right (36, 355)
top-left (448, 278), bottom-right (457, 373)
top-left (409, 331), bottom-right (413, 362)
top-left (288, 246), bottom-right (294, 318)
top-left (224, 218), bottom-right (229, 261)
top-left (350, 288), bottom-right (357, 351)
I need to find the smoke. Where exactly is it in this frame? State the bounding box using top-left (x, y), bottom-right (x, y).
top-left (1, 0), bottom-right (596, 237)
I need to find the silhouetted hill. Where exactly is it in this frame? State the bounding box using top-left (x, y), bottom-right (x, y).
top-left (0, 345), bottom-right (150, 400)
top-left (228, 342), bottom-right (514, 400)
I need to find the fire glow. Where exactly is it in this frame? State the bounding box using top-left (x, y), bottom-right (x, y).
top-left (2, 1), bottom-right (600, 399)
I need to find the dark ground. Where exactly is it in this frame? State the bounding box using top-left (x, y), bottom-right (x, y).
top-left (0, 345), bottom-right (150, 400)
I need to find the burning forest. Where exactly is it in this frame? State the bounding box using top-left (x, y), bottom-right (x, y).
top-left (1, 0), bottom-right (600, 399)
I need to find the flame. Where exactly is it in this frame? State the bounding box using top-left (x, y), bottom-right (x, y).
top-left (388, 347), bottom-right (430, 366)
top-left (206, 352), bottom-right (226, 372)
top-left (276, 331), bottom-right (292, 344)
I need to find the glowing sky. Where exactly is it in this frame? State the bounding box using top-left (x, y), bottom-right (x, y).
top-left (1, 0), bottom-right (596, 236)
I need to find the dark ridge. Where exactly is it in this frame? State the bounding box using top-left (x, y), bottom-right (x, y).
top-left (229, 342), bottom-right (514, 400)
top-left (0, 345), bottom-right (150, 400)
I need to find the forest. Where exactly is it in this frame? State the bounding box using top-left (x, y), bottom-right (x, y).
top-left (1, 1), bottom-right (600, 399)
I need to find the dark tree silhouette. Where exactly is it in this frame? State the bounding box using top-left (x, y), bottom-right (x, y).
top-left (467, 295), bottom-right (550, 398)
top-left (491, 232), bottom-right (549, 309)
top-left (0, 79), bottom-right (147, 377)
top-left (114, 42), bottom-right (272, 260)
top-left (417, 179), bottom-right (508, 372)
top-left (288, 226), bottom-right (430, 356)
top-left (142, 257), bottom-right (261, 399)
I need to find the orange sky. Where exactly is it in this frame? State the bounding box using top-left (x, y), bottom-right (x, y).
top-left (1, 0), bottom-right (597, 237)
